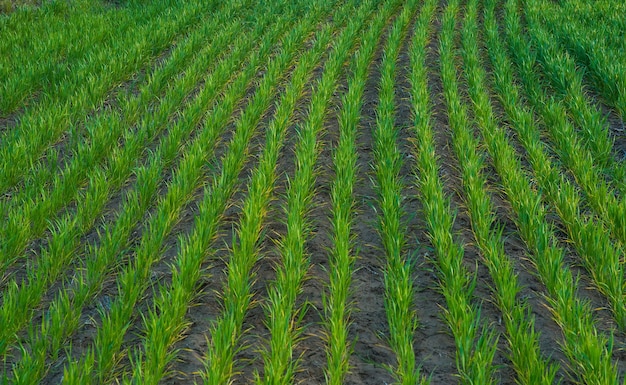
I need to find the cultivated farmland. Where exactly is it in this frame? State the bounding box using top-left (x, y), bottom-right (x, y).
top-left (1, 0), bottom-right (625, 383)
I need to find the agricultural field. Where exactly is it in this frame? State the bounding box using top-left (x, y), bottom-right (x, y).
top-left (1, 0), bottom-right (626, 383)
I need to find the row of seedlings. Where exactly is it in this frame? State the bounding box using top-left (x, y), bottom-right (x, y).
top-left (503, 0), bottom-right (626, 330)
top-left (481, 0), bottom-right (620, 382)
top-left (256, 0), bottom-right (405, 383)
top-left (0, 0), bottom-right (212, 193)
top-left (124, 0), bottom-right (362, 382)
top-left (4, 2), bottom-right (312, 383)
top-left (370, 0), bottom-right (432, 383)
top-left (0, 0), bottom-right (208, 114)
top-left (0, 0), bottom-right (268, 362)
top-left (408, 0), bottom-right (502, 381)
top-left (0, 0), bottom-right (254, 285)
top-left (424, 0), bottom-right (501, 381)
top-left (442, 0), bottom-right (559, 382)
top-left (320, 0), bottom-right (408, 381)
top-left (59, 3), bottom-right (338, 383)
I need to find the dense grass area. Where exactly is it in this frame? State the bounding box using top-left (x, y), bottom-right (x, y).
top-left (1, 0), bottom-right (625, 383)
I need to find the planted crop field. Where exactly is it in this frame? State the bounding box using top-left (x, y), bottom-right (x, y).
top-left (1, 0), bottom-right (626, 383)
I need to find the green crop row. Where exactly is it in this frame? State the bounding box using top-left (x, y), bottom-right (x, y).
top-left (258, 1), bottom-right (396, 383)
top-left (61, 6), bottom-right (328, 383)
top-left (125, 0), bottom-right (345, 382)
top-left (482, 0), bottom-right (620, 382)
top-left (0, 0), bottom-right (263, 363)
top-left (417, 0), bottom-right (501, 382)
top-left (451, 0), bottom-right (558, 382)
top-left (5, 2), bottom-right (307, 383)
top-left (0, 1), bottom-right (252, 287)
top-left (370, 0), bottom-right (428, 383)
top-left (321, 0), bottom-right (403, 382)
top-left (0, 0), bottom-right (212, 194)
top-left (504, 0), bottom-right (626, 330)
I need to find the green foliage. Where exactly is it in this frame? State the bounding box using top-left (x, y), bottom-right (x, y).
top-left (1, 0), bottom-right (624, 383)
top-left (409, 0), bottom-right (499, 382)
top-left (504, 0), bottom-right (626, 331)
top-left (533, 0), bottom-right (626, 119)
top-left (454, 0), bottom-right (558, 382)
top-left (480, 0), bottom-right (620, 382)
top-left (322, 0), bottom-right (403, 383)
top-left (256, 1), bottom-right (388, 383)
top-left (369, 1), bottom-right (431, 384)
